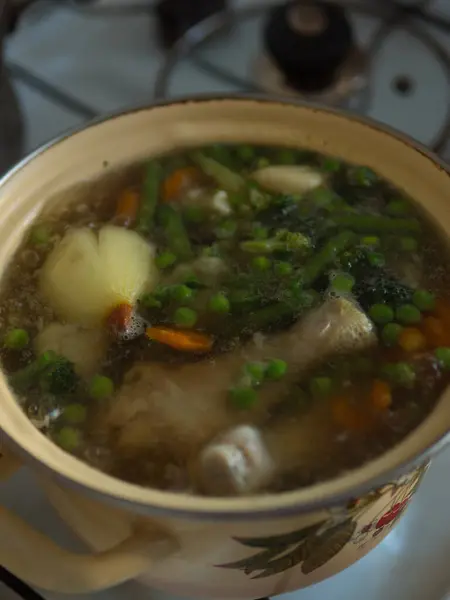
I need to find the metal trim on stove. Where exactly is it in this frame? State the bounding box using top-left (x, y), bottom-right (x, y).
top-left (0, 567), bottom-right (46, 600)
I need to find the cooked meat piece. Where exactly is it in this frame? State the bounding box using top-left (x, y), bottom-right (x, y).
top-left (104, 298), bottom-right (376, 467)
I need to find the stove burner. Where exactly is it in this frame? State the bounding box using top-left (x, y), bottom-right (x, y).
top-left (392, 74), bottom-right (416, 96)
top-left (263, 1), bottom-right (355, 93)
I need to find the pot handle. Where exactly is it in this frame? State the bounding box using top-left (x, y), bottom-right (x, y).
top-left (0, 449), bottom-right (178, 594)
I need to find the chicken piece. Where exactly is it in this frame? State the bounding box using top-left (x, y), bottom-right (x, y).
top-left (104, 298), bottom-right (376, 466)
top-left (197, 405), bottom-right (336, 496)
top-left (35, 323), bottom-right (109, 379)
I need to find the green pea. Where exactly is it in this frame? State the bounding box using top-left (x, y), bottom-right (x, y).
top-left (208, 293), bottom-right (230, 314)
top-left (382, 323), bottom-right (403, 347)
top-left (244, 361), bottom-right (266, 385)
top-left (386, 199), bottom-right (410, 217)
top-left (412, 290), bottom-right (435, 312)
top-left (322, 157), bottom-right (341, 172)
top-left (361, 236), bottom-right (380, 248)
top-left (399, 237), bottom-right (418, 252)
top-left (55, 426), bottom-right (81, 452)
top-left (155, 251), bottom-right (177, 269)
top-left (229, 386), bottom-right (258, 409)
top-left (369, 304), bottom-right (394, 325)
top-left (274, 261), bottom-right (293, 276)
top-left (257, 157), bottom-right (270, 169)
top-left (252, 256), bottom-right (271, 271)
top-left (266, 359), bottom-right (287, 381)
top-left (63, 403), bottom-right (87, 425)
top-left (396, 304), bottom-right (422, 325)
top-left (351, 166), bottom-right (377, 186)
top-left (171, 284), bottom-right (194, 303)
top-left (331, 272), bottom-right (354, 293)
top-left (89, 375), bottom-right (114, 400)
top-left (309, 376), bottom-right (333, 398)
top-left (252, 225), bottom-right (269, 240)
top-left (368, 252), bottom-right (386, 268)
top-left (276, 149), bottom-right (296, 165)
top-left (173, 307), bottom-right (197, 328)
top-left (237, 145), bottom-right (255, 162)
top-left (140, 294), bottom-right (162, 309)
top-left (381, 362), bottom-right (416, 387)
top-left (435, 347), bottom-right (450, 370)
top-left (30, 224), bottom-right (51, 246)
top-left (184, 206), bottom-right (206, 224)
top-left (4, 328), bottom-right (29, 350)
top-left (215, 219), bottom-right (237, 240)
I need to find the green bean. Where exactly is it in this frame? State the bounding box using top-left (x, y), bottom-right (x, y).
top-left (136, 161), bottom-right (162, 235)
top-left (331, 214), bottom-right (420, 234)
top-left (190, 152), bottom-right (245, 193)
top-left (157, 205), bottom-right (193, 261)
top-left (300, 231), bottom-right (357, 286)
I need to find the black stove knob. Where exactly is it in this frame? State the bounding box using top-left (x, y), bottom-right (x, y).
top-left (264, 0), bottom-right (354, 93)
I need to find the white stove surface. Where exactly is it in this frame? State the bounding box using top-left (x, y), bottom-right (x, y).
top-left (2, 1), bottom-right (450, 599)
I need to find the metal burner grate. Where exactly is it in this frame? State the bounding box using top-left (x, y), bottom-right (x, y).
top-left (154, 0), bottom-right (450, 155)
top-left (0, 568), bottom-right (46, 600)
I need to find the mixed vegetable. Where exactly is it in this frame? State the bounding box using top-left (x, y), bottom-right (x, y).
top-left (1, 142), bottom-right (450, 494)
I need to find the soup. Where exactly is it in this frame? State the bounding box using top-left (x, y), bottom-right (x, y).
top-left (1, 144), bottom-right (449, 497)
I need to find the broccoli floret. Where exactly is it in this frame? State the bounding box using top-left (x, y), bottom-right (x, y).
top-left (353, 273), bottom-right (413, 311)
top-left (40, 357), bottom-right (79, 394)
top-left (9, 351), bottom-right (79, 395)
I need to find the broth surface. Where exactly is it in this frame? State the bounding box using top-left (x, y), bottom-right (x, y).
top-left (1, 144), bottom-right (449, 497)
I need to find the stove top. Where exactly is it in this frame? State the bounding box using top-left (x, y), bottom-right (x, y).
top-left (2, 1), bottom-right (450, 599)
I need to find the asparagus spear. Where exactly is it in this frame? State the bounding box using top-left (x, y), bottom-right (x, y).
top-left (190, 152), bottom-right (245, 193)
top-left (331, 214), bottom-right (420, 235)
top-left (157, 205), bottom-right (193, 261)
top-left (136, 161), bottom-right (163, 235)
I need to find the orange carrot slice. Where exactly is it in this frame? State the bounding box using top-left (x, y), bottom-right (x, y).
top-left (331, 395), bottom-right (366, 431)
top-left (115, 189), bottom-right (139, 226)
top-left (370, 379), bottom-right (392, 410)
top-left (146, 326), bottom-right (213, 352)
top-left (422, 316), bottom-right (450, 348)
top-left (107, 303), bottom-right (133, 333)
top-left (162, 167), bottom-right (202, 203)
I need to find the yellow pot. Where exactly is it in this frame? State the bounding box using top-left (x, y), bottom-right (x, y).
top-left (0, 96), bottom-right (449, 597)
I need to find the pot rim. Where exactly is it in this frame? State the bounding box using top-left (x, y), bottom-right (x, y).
top-left (2, 92), bottom-right (450, 521)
